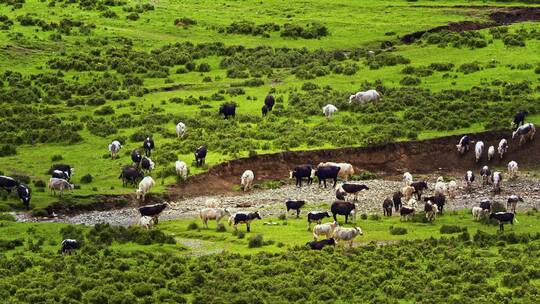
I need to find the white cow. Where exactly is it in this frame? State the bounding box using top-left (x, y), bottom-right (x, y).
top-left (318, 162), bottom-right (354, 180)
top-left (498, 139), bottom-right (508, 159)
top-left (434, 177), bottom-right (447, 196)
top-left (472, 207), bottom-right (484, 221)
top-left (492, 171), bottom-right (502, 193)
top-left (139, 216), bottom-right (154, 230)
top-left (240, 170), bottom-right (254, 191)
top-left (48, 178), bottom-right (74, 197)
top-left (487, 146), bottom-right (495, 162)
top-left (333, 226), bottom-right (363, 248)
top-left (322, 104), bottom-right (338, 119)
top-left (512, 123), bottom-right (536, 146)
top-left (447, 180), bottom-right (457, 199)
top-left (475, 141), bottom-right (484, 163)
top-left (176, 122), bottom-right (186, 138)
top-left (200, 208), bottom-right (231, 228)
top-left (349, 89), bottom-right (380, 104)
top-left (175, 160), bottom-right (188, 180)
top-left (403, 172), bottom-right (413, 186)
top-left (507, 161), bottom-right (518, 180)
top-left (313, 221), bottom-right (338, 241)
top-left (136, 176), bottom-right (155, 202)
top-left (108, 140), bottom-right (122, 159)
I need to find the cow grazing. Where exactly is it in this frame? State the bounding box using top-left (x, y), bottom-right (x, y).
top-left (285, 200), bottom-right (305, 218)
top-left (322, 104), bottom-right (338, 119)
top-left (472, 207), bottom-right (484, 221)
top-left (403, 172), bottom-right (413, 186)
top-left (264, 95), bottom-right (275, 111)
top-left (424, 194), bottom-right (446, 215)
top-left (313, 221), bottom-right (338, 240)
top-left (480, 166), bottom-right (492, 186)
top-left (119, 166), bottom-right (144, 187)
top-left (0, 175), bottom-right (19, 193)
top-left (487, 145), bottom-right (495, 162)
top-left (229, 211), bottom-right (262, 232)
top-left (139, 203), bottom-right (168, 224)
top-left (475, 141), bottom-right (484, 163)
top-left (131, 149), bottom-right (142, 166)
top-left (16, 184), bottom-right (31, 209)
top-left (52, 170), bottom-right (69, 180)
top-left (456, 135), bottom-right (470, 154)
top-left (48, 178), bottom-right (74, 197)
top-left (507, 195), bottom-right (523, 214)
top-left (240, 170), bottom-right (254, 192)
top-left (176, 122), bottom-right (186, 138)
top-left (424, 201), bottom-right (436, 222)
top-left (139, 216), bottom-right (154, 230)
top-left (349, 89), bottom-right (380, 104)
top-left (507, 161), bottom-right (518, 180)
top-left (331, 201), bottom-right (356, 224)
top-left (401, 185), bottom-right (415, 201)
top-left (383, 198), bottom-right (393, 216)
top-left (318, 162), bottom-right (354, 180)
top-left (447, 180), bottom-right (457, 199)
top-left (141, 157), bottom-right (155, 172)
top-left (136, 176), bottom-right (155, 202)
top-left (512, 111), bottom-right (527, 128)
top-left (59, 239), bottom-right (80, 255)
top-left (512, 123), bottom-right (536, 146)
top-left (491, 171), bottom-right (502, 193)
top-left (465, 171), bottom-right (475, 189)
top-left (289, 165), bottom-right (313, 187)
top-left (314, 166), bottom-right (341, 188)
top-left (336, 183), bottom-right (369, 201)
top-left (307, 211), bottom-right (331, 230)
top-left (306, 238), bottom-right (336, 250)
top-left (333, 226), bottom-right (363, 248)
top-left (108, 140), bottom-right (122, 159)
top-left (49, 164), bottom-right (74, 181)
top-left (200, 208), bottom-right (231, 228)
top-left (400, 206), bottom-right (415, 221)
top-left (261, 104), bottom-right (269, 116)
top-left (194, 145), bottom-right (207, 167)
top-left (490, 212), bottom-right (515, 232)
top-left (175, 161), bottom-right (188, 180)
top-left (498, 139), bottom-right (508, 159)
top-left (410, 181), bottom-right (428, 200)
top-left (143, 137), bottom-right (155, 157)
top-left (392, 191), bottom-right (403, 212)
top-left (219, 103), bottom-right (236, 119)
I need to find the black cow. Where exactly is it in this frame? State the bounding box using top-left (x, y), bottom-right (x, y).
top-left (0, 175), bottom-right (19, 193)
top-left (410, 181), bottom-right (428, 200)
top-left (194, 145), bottom-right (207, 167)
top-left (512, 111), bottom-right (527, 128)
top-left (141, 157), bottom-right (154, 172)
top-left (383, 198), bottom-right (393, 216)
top-left (400, 207), bottom-right (415, 221)
top-left (392, 191), bottom-right (403, 212)
top-left (143, 137), bottom-right (155, 157)
top-left (59, 239), bottom-right (80, 255)
top-left (336, 189), bottom-right (347, 200)
top-left (290, 165), bottom-right (313, 187)
top-left (314, 166), bottom-right (340, 188)
top-left (219, 103), bottom-right (236, 119)
top-left (231, 211), bottom-right (261, 232)
top-left (424, 194), bottom-right (446, 215)
top-left (480, 199), bottom-right (491, 212)
top-left (306, 238), bottom-right (335, 250)
top-left (119, 166), bottom-right (144, 187)
top-left (261, 104), bottom-right (269, 116)
top-left (139, 203), bottom-right (168, 224)
top-left (131, 149), bottom-right (142, 166)
top-left (339, 183), bottom-right (369, 201)
top-left (17, 184), bottom-right (31, 209)
top-left (490, 212), bottom-right (515, 232)
top-left (51, 170), bottom-right (69, 180)
top-left (307, 211), bottom-right (331, 230)
top-left (285, 200), bottom-right (305, 218)
top-left (331, 201), bottom-right (356, 224)
top-left (49, 164), bottom-right (74, 181)
top-left (265, 95), bottom-right (275, 111)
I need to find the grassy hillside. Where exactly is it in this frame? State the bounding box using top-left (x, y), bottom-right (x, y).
top-left (0, 0), bottom-right (539, 210)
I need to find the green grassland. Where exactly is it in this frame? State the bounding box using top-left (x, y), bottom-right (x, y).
top-left (0, 0), bottom-right (539, 211)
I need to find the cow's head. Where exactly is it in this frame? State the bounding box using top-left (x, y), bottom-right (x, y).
top-left (456, 144), bottom-right (464, 153)
top-left (136, 189), bottom-right (143, 200)
top-left (254, 211), bottom-right (262, 220)
top-left (323, 212), bottom-right (331, 218)
top-left (355, 227), bottom-right (363, 235)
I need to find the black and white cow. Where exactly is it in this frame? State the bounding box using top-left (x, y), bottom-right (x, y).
top-left (285, 200), bottom-right (305, 218)
top-left (383, 198), bottom-right (393, 216)
top-left (456, 135), bottom-right (470, 154)
top-left (410, 181), bottom-right (428, 200)
top-left (465, 170), bottom-right (475, 189)
top-left (118, 166), bottom-right (144, 187)
top-left (423, 194), bottom-right (446, 215)
top-left (480, 199), bottom-right (491, 212)
top-left (51, 170), bottom-right (69, 180)
top-left (306, 238), bottom-right (335, 250)
top-left (194, 145), bottom-right (207, 167)
top-left (141, 157), bottom-right (155, 172)
top-left (480, 166), bottom-right (492, 186)
top-left (143, 137), bottom-right (155, 157)
top-left (0, 175), bottom-right (19, 193)
top-left (314, 166), bottom-right (341, 188)
top-left (59, 239), bottom-right (80, 255)
top-left (16, 184), bottom-right (31, 209)
top-left (336, 183), bottom-right (369, 201)
top-left (512, 123), bottom-right (536, 146)
top-left (507, 195), bottom-right (523, 214)
top-left (289, 165), bottom-right (313, 187)
top-left (424, 201), bottom-right (436, 222)
top-left (512, 111), bottom-right (527, 128)
top-left (392, 191), bottom-right (403, 212)
top-left (400, 206), bottom-right (415, 221)
top-left (219, 103), bottom-right (236, 119)
top-left (230, 211), bottom-right (262, 232)
top-left (49, 164), bottom-right (74, 181)
top-left (331, 201), bottom-right (356, 224)
top-left (139, 203), bottom-right (168, 224)
top-left (490, 212), bottom-right (515, 232)
top-left (307, 211), bottom-right (331, 230)
top-left (265, 95), bottom-right (275, 111)
top-left (131, 149), bottom-right (143, 166)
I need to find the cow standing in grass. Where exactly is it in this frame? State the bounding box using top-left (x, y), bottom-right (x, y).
top-left (229, 211), bottom-right (262, 232)
top-left (143, 137), bottom-right (155, 157)
top-left (108, 140), bottom-right (122, 159)
top-left (195, 145), bottom-right (207, 167)
top-left (176, 122), bottom-right (186, 138)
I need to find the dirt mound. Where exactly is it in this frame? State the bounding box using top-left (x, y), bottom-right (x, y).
top-left (168, 130), bottom-right (540, 199)
top-left (401, 7), bottom-right (540, 44)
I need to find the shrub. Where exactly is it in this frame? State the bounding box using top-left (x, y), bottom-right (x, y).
top-left (33, 180), bottom-right (46, 188)
top-left (80, 174), bottom-right (93, 184)
top-left (301, 82), bottom-right (319, 91)
top-left (126, 13), bottom-right (140, 21)
top-left (400, 76), bottom-right (421, 86)
top-left (0, 144), bottom-right (16, 157)
top-left (369, 214), bottom-right (381, 221)
top-left (94, 106), bottom-right (115, 116)
top-left (458, 62), bottom-right (481, 74)
top-left (0, 213), bottom-right (16, 221)
top-left (215, 223), bottom-right (226, 232)
top-left (237, 231), bottom-right (245, 239)
top-left (440, 225), bottom-right (467, 234)
top-left (197, 63), bottom-right (211, 72)
top-left (187, 222), bottom-right (199, 230)
top-left (248, 234), bottom-right (264, 248)
top-left (389, 227), bottom-right (407, 235)
top-left (51, 154), bottom-right (63, 162)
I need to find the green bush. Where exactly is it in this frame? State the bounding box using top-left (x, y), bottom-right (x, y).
top-left (187, 222), bottom-right (199, 230)
top-left (440, 225), bottom-right (467, 234)
top-left (80, 174), bottom-right (93, 184)
top-left (51, 154), bottom-right (63, 162)
top-left (399, 76), bottom-right (421, 86)
top-left (248, 234), bottom-right (264, 248)
top-left (215, 223), bottom-right (226, 232)
top-left (389, 227), bottom-right (407, 235)
top-left (0, 144), bottom-right (16, 157)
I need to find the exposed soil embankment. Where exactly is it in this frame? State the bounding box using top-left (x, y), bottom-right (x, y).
top-left (401, 7), bottom-right (540, 43)
top-left (168, 130), bottom-right (540, 199)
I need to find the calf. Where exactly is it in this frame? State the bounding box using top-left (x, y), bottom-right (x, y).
top-left (194, 145), bottom-right (207, 167)
top-left (313, 221), bottom-right (338, 240)
top-left (322, 104), bottom-right (338, 119)
top-left (200, 207), bottom-right (231, 228)
top-left (424, 201), bottom-right (436, 222)
top-left (447, 180), bottom-right (457, 199)
top-left (49, 164), bottom-right (74, 181)
top-left (16, 184), bottom-right (31, 209)
top-left (434, 178), bottom-right (447, 196)
top-left (336, 183), bottom-right (369, 201)
top-left (472, 207), bottom-right (484, 221)
top-left (512, 110), bottom-right (527, 128)
top-left (491, 171), bottom-right (502, 193)
top-left (333, 226), bottom-right (363, 248)
top-left (480, 166), bottom-right (491, 186)
top-left (456, 135), bottom-right (470, 154)
top-left (392, 191), bottom-right (402, 212)
top-left (219, 103), bottom-right (236, 119)
top-left (512, 123), bottom-right (536, 146)
top-left (475, 141), bottom-right (484, 163)
top-left (131, 149), bottom-right (143, 166)
top-left (143, 137), bottom-right (155, 157)
top-left (285, 200), bottom-right (305, 218)
top-left (59, 239), bottom-right (80, 255)
top-left (507, 161), bottom-right (518, 180)
top-left (331, 201), bottom-right (356, 224)
top-left (139, 202), bottom-right (168, 224)
top-left (506, 195), bottom-right (523, 214)
top-left (490, 212), bottom-right (515, 232)
top-left (175, 160), bottom-right (188, 180)
top-left (265, 95), bottom-right (275, 111)
top-left (261, 104), bottom-right (269, 116)
top-left (240, 170), bottom-right (255, 191)
top-left (136, 176), bottom-right (155, 202)
top-left (306, 238), bottom-right (335, 250)
top-left (498, 139), bottom-right (508, 159)
top-left (401, 185), bottom-right (415, 201)
top-left (403, 172), bottom-right (413, 186)
top-left (410, 181), bottom-right (428, 200)
top-left (314, 166), bottom-right (341, 188)
top-left (0, 175), bottom-right (19, 193)
top-left (119, 166), bottom-right (144, 187)
top-left (424, 194), bottom-right (446, 215)
top-left (383, 198), bottom-right (393, 216)
top-left (141, 157), bottom-right (155, 172)
top-left (176, 122), bottom-right (186, 138)
top-left (108, 140), bottom-right (122, 159)
top-left (289, 165), bottom-right (313, 187)
top-left (317, 162), bottom-right (354, 180)
top-left (48, 178), bottom-right (74, 197)
top-left (307, 211), bottom-right (331, 230)
top-left (139, 216), bottom-right (154, 230)
top-left (229, 211), bottom-right (262, 232)
top-left (465, 171), bottom-right (475, 189)
top-left (487, 145), bottom-right (495, 162)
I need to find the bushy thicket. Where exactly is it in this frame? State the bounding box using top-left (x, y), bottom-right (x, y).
top-left (280, 22), bottom-right (328, 39)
